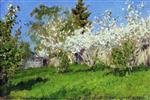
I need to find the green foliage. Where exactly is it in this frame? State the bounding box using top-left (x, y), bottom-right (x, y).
top-left (0, 7), bottom-right (20, 96)
top-left (30, 5), bottom-right (62, 20)
top-left (57, 51), bottom-right (70, 73)
top-left (111, 39), bottom-right (136, 68)
top-left (19, 42), bottom-right (32, 61)
top-left (59, 10), bottom-right (75, 34)
top-left (0, 5), bottom-right (32, 96)
top-left (9, 65), bottom-right (150, 99)
top-left (72, 0), bottom-right (91, 29)
top-left (0, 12), bottom-right (19, 83)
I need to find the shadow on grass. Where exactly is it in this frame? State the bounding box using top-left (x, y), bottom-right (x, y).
top-left (72, 63), bottom-right (150, 77)
top-left (64, 63), bottom-right (150, 77)
top-left (73, 68), bottom-right (94, 73)
top-left (69, 63), bottom-right (107, 73)
top-left (48, 86), bottom-right (91, 99)
top-left (11, 77), bottom-right (48, 91)
top-left (105, 66), bottom-right (150, 77)
top-left (0, 77), bottom-right (48, 97)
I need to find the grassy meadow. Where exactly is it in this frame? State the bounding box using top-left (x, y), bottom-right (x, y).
top-left (7, 64), bottom-right (150, 99)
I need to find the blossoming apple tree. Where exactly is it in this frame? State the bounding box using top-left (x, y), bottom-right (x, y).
top-left (37, 1), bottom-right (150, 68)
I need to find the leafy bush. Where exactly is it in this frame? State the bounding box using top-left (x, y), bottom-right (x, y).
top-left (111, 39), bottom-right (136, 68)
top-left (0, 4), bottom-right (31, 96)
top-left (57, 51), bottom-right (70, 73)
top-left (0, 4), bottom-right (20, 85)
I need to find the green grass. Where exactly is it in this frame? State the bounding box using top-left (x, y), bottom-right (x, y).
top-left (8, 64), bottom-right (150, 99)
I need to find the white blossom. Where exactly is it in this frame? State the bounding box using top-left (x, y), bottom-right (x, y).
top-left (36, 0), bottom-right (150, 66)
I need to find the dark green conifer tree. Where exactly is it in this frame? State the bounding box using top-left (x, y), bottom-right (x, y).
top-left (72, 0), bottom-right (91, 29)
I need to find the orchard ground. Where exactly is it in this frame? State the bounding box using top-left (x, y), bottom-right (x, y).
top-left (6, 64), bottom-right (150, 99)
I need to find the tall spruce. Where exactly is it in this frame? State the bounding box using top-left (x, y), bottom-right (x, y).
top-left (72, 0), bottom-right (91, 29)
